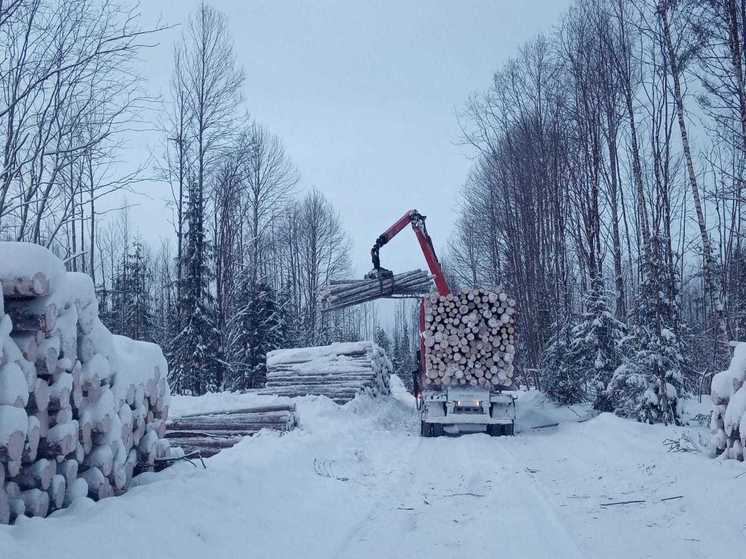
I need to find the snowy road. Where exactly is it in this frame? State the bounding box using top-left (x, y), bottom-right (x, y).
top-left (2, 381), bottom-right (745, 558)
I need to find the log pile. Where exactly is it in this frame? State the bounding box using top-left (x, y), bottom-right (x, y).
top-left (711, 342), bottom-right (746, 460)
top-left (0, 242), bottom-right (173, 523)
top-left (422, 288), bottom-right (517, 389)
top-left (320, 270), bottom-right (432, 311)
top-left (260, 342), bottom-right (391, 404)
top-left (166, 403), bottom-right (296, 458)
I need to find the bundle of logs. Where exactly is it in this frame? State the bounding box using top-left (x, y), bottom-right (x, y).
top-left (260, 342), bottom-right (391, 404)
top-left (166, 403), bottom-right (297, 458)
top-left (423, 288), bottom-right (517, 389)
top-left (711, 342), bottom-right (746, 461)
top-left (320, 269), bottom-right (432, 311)
top-left (0, 242), bottom-right (173, 523)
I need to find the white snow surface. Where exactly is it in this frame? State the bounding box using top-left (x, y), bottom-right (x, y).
top-left (2, 380), bottom-right (744, 559)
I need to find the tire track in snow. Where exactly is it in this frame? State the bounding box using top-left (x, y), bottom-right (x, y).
top-left (328, 422), bottom-right (586, 559)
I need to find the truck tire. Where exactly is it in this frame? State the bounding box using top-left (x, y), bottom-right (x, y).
top-left (420, 421), bottom-right (432, 437)
top-left (420, 421), bottom-right (445, 437)
top-left (487, 423), bottom-right (515, 436)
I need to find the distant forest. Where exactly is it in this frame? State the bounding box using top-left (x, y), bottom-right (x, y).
top-left (449, 0), bottom-right (745, 417)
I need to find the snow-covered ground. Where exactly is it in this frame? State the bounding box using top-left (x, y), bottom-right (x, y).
top-left (2, 378), bottom-right (744, 559)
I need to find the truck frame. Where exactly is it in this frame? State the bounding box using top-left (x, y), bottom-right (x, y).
top-left (367, 209), bottom-right (516, 437)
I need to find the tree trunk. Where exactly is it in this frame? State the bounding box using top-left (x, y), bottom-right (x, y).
top-left (659, 0), bottom-right (728, 360)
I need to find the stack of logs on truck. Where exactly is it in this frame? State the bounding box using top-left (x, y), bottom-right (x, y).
top-left (0, 243), bottom-right (173, 523)
top-left (422, 288), bottom-right (517, 389)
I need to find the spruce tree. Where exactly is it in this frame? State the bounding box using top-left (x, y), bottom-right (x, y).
top-left (374, 327), bottom-right (392, 354)
top-left (226, 279), bottom-right (285, 390)
top-left (551, 277), bottom-right (627, 406)
top-left (107, 241), bottom-right (154, 342)
top-left (606, 235), bottom-right (685, 424)
top-left (540, 317), bottom-right (583, 404)
top-left (168, 177), bottom-right (224, 395)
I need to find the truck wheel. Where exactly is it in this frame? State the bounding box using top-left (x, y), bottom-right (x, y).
top-left (486, 424), bottom-right (501, 437)
top-left (420, 421), bottom-right (431, 437)
top-left (431, 423), bottom-right (445, 437)
top-left (487, 423), bottom-right (515, 436)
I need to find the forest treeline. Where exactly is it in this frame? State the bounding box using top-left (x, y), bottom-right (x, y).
top-left (5, 0), bottom-right (741, 419)
top-left (450, 0), bottom-right (745, 421)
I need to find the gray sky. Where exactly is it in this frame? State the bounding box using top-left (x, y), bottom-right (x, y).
top-left (129, 0), bottom-right (570, 277)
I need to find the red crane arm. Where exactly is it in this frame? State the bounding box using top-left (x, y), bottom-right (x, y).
top-left (369, 209), bottom-right (450, 296)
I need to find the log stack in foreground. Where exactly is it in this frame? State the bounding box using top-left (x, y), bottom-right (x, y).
top-left (260, 342), bottom-right (391, 404)
top-left (320, 270), bottom-right (432, 312)
top-left (0, 242), bottom-right (174, 523)
top-left (166, 403), bottom-right (296, 458)
top-left (711, 342), bottom-right (746, 461)
top-left (423, 288), bottom-right (516, 390)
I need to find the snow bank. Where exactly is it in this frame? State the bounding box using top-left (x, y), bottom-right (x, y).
top-left (710, 342), bottom-right (746, 460)
top-left (0, 242), bottom-right (172, 523)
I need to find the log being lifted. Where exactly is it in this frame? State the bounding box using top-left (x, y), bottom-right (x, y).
top-left (320, 269), bottom-right (432, 312)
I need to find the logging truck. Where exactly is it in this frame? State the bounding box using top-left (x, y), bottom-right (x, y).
top-left (366, 210), bottom-right (517, 437)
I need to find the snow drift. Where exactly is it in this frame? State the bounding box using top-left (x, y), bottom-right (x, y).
top-left (0, 242), bottom-right (172, 523)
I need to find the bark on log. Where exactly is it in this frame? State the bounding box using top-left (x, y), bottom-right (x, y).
top-left (48, 474), bottom-right (66, 510)
top-left (176, 404), bottom-right (295, 419)
top-left (21, 488), bottom-right (49, 517)
top-left (6, 302), bottom-right (57, 334)
top-left (167, 412), bottom-right (294, 431)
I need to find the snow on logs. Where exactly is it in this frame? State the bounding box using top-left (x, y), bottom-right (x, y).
top-left (261, 341), bottom-right (392, 404)
top-left (423, 288), bottom-right (517, 390)
top-left (711, 342), bottom-right (746, 460)
top-left (0, 242), bottom-right (173, 523)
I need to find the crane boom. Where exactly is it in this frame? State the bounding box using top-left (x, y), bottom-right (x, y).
top-left (367, 209), bottom-right (450, 296)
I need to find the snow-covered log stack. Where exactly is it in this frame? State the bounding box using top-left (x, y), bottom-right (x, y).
top-left (0, 242), bottom-right (172, 523)
top-left (711, 342), bottom-right (746, 460)
top-left (166, 403), bottom-right (296, 458)
top-left (260, 342), bottom-right (391, 404)
top-left (423, 288), bottom-right (516, 389)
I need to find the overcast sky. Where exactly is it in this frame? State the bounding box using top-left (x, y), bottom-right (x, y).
top-left (128, 0), bottom-right (571, 278)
